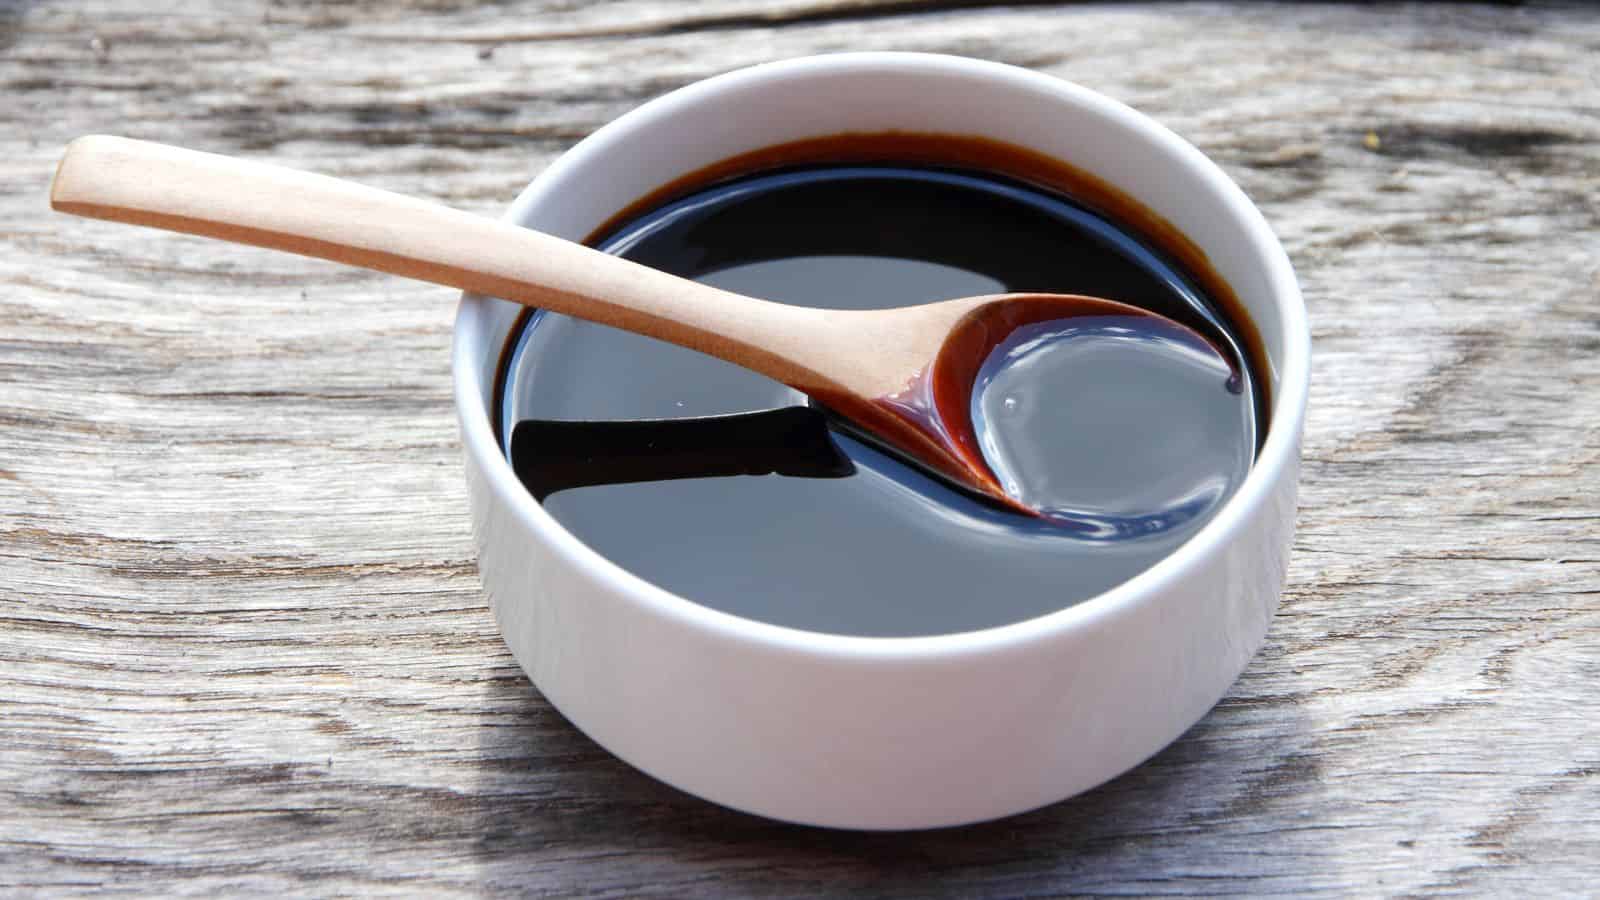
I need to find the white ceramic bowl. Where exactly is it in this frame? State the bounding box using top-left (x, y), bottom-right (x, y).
top-left (452, 53), bottom-right (1308, 830)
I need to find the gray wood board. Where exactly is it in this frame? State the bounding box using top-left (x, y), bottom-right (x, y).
top-left (3, 1), bottom-right (1597, 895)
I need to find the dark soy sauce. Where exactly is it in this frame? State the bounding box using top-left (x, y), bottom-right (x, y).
top-left (500, 164), bottom-right (1261, 637)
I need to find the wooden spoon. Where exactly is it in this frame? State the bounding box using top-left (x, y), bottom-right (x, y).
top-left (50, 135), bottom-right (1181, 511)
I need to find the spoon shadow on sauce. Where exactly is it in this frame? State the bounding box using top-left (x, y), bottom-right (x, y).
top-left (510, 407), bottom-right (853, 502)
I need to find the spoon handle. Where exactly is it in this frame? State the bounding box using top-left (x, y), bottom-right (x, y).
top-left (50, 135), bottom-right (839, 387)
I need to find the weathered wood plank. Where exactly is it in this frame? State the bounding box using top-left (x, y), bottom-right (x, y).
top-left (3, 0), bottom-right (1598, 895)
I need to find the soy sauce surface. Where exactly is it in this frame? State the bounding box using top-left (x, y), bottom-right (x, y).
top-left (501, 166), bottom-right (1259, 637)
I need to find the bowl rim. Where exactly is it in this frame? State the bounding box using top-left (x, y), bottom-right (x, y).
top-left (452, 51), bottom-right (1309, 661)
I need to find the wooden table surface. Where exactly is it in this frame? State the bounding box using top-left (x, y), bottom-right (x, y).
top-left (5, 1), bottom-right (1598, 895)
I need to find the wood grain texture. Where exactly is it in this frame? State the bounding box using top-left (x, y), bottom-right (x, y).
top-left (3, 0), bottom-right (1597, 895)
